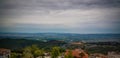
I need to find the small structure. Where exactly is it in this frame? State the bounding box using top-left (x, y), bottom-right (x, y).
top-left (70, 42), bottom-right (83, 45)
top-left (107, 52), bottom-right (120, 58)
top-left (89, 53), bottom-right (107, 58)
top-left (44, 52), bottom-right (51, 58)
top-left (65, 49), bottom-right (88, 58)
top-left (0, 48), bottom-right (10, 58)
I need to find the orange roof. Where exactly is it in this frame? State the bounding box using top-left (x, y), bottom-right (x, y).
top-left (65, 49), bottom-right (88, 58)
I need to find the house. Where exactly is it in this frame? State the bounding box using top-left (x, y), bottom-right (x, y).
top-left (107, 52), bottom-right (120, 58)
top-left (65, 49), bottom-right (88, 58)
top-left (0, 48), bottom-right (11, 58)
top-left (89, 53), bottom-right (107, 58)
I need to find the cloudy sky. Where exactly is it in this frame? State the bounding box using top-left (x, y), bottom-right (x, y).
top-left (0, 0), bottom-right (120, 33)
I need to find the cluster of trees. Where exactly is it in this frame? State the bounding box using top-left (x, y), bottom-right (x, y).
top-left (50, 46), bottom-right (74, 58)
top-left (10, 45), bottom-right (67, 58)
top-left (11, 45), bottom-right (44, 58)
top-left (85, 42), bottom-right (120, 54)
top-left (64, 50), bottom-right (73, 58)
top-left (0, 39), bottom-right (66, 50)
top-left (22, 45), bottom-right (44, 58)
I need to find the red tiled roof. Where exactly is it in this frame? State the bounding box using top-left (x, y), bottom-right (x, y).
top-left (65, 49), bottom-right (88, 58)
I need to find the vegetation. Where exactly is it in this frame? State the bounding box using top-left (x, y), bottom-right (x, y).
top-left (22, 45), bottom-right (45, 58)
top-left (85, 42), bottom-right (120, 55)
top-left (34, 49), bottom-right (44, 58)
top-left (22, 52), bottom-right (33, 58)
top-left (10, 53), bottom-right (21, 58)
top-left (0, 38), bottom-right (120, 58)
top-left (51, 47), bottom-right (61, 58)
top-left (10, 45), bottom-right (44, 58)
top-left (0, 39), bottom-right (66, 50)
top-left (65, 50), bottom-right (73, 58)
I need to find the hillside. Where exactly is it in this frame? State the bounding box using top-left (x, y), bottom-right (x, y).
top-left (0, 39), bottom-right (66, 50)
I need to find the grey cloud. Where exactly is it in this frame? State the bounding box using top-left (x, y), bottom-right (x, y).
top-left (1, 0), bottom-right (120, 10)
top-left (1, 0), bottom-right (120, 18)
top-left (0, 0), bottom-right (120, 33)
top-left (0, 0), bottom-right (120, 16)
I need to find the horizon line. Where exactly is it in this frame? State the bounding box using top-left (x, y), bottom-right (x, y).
top-left (0, 32), bottom-right (120, 34)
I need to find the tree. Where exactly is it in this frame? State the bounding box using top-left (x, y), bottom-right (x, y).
top-left (22, 45), bottom-right (40, 58)
top-left (34, 49), bottom-right (44, 58)
top-left (31, 45), bottom-right (39, 54)
top-left (22, 46), bottom-right (33, 58)
top-left (23, 46), bottom-right (32, 53)
top-left (22, 52), bottom-right (33, 58)
top-left (65, 50), bottom-right (73, 58)
top-left (51, 47), bottom-right (60, 58)
top-left (10, 53), bottom-right (18, 58)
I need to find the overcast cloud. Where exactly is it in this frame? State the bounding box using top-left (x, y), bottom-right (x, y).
top-left (0, 0), bottom-right (120, 33)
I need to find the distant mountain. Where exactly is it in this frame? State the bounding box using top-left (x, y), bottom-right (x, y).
top-left (0, 33), bottom-right (120, 42)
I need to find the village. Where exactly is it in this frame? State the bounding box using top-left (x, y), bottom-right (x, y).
top-left (0, 41), bottom-right (120, 58)
top-left (0, 48), bottom-right (120, 58)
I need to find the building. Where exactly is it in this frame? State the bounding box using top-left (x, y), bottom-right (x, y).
top-left (107, 52), bottom-right (120, 58)
top-left (65, 49), bottom-right (88, 58)
top-left (70, 42), bottom-right (83, 45)
top-left (0, 48), bottom-right (11, 58)
top-left (89, 53), bottom-right (107, 58)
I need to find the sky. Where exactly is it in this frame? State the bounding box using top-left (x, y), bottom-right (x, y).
top-left (0, 0), bottom-right (120, 34)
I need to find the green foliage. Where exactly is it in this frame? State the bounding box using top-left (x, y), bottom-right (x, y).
top-left (22, 45), bottom-right (45, 58)
top-left (0, 39), bottom-right (66, 51)
top-left (59, 48), bottom-right (66, 53)
top-left (34, 49), bottom-right (44, 57)
top-left (23, 46), bottom-right (32, 53)
top-left (30, 45), bottom-right (39, 54)
top-left (10, 53), bottom-right (18, 58)
top-left (51, 47), bottom-right (61, 58)
top-left (65, 50), bottom-right (73, 58)
top-left (22, 45), bottom-right (36, 58)
top-left (22, 52), bottom-right (33, 58)
top-left (86, 45), bottom-right (120, 55)
top-left (10, 52), bottom-right (22, 58)
top-left (22, 46), bottom-right (34, 58)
